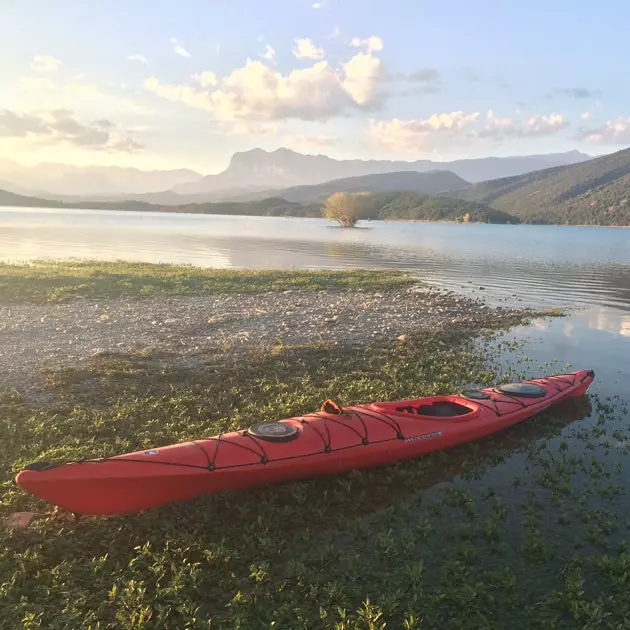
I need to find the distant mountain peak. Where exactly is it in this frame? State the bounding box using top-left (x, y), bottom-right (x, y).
top-left (0, 161), bottom-right (204, 197)
top-left (174, 147), bottom-right (593, 196)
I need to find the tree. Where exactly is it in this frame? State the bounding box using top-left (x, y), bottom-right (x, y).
top-left (323, 192), bottom-right (365, 227)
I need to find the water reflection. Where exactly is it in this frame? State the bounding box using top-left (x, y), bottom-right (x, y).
top-left (502, 305), bottom-right (630, 396)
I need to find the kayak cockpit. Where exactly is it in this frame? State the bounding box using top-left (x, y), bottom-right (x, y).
top-left (397, 400), bottom-right (473, 417)
top-left (369, 397), bottom-right (478, 420)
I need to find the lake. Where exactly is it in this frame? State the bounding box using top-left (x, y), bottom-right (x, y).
top-left (2, 205), bottom-right (630, 399)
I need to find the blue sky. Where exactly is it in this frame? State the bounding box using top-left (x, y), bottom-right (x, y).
top-left (1, 0), bottom-right (629, 173)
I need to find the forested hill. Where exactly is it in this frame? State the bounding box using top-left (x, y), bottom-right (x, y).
top-left (360, 192), bottom-right (518, 223)
top-left (451, 147), bottom-right (630, 225)
top-left (0, 189), bottom-right (320, 217)
top-left (0, 187), bottom-right (515, 223)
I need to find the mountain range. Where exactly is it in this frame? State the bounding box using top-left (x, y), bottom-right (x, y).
top-left (4, 146), bottom-right (630, 225)
top-left (0, 158), bottom-right (202, 197)
top-left (0, 148), bottom-right (591, 201)
top-left (5, 145), bottom-right (630, 225)
top-left (172, 148), bottom-right (591, 197)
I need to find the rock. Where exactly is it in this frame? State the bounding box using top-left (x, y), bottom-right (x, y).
top-left (479, 287), bottom-right (486, 290)
top-left (163, 318), bottom-right (178, 324)
top-left (397, 334), bottom-right (407, 342)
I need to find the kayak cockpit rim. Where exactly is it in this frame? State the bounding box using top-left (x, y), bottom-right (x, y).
top-left (368, 396), bottom-right (480, 421)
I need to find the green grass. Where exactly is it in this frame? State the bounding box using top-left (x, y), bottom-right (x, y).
top-left (0, 260), bottom-right (416, 303)
top-left (1, 266), bottom-right (629, 628)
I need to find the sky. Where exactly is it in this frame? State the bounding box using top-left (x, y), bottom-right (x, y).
top-left (1, 0), bottom-right (630, 174)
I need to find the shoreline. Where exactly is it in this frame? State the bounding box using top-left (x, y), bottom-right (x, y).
top-left (3, 203), bottom-right (630, 227)
top-left (0, 263), bottom-right (541, 394)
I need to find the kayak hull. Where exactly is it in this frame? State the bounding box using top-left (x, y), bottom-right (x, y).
top-left (15, 370), bottom-right (594, 515)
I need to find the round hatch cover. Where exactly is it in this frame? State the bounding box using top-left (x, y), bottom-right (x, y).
top-left (247, 422), bottom-right (299, 442)
top-left (497, 382), bottom-right (547, 398)
top-left (462, 389), bottom-right (491, 400)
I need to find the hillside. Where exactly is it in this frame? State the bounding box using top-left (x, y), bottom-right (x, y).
top-left (361, 192), bottom-right (519, 223)
top-left (451, 147), bottom-right (630, 225)
top-left (235, 170), bottom-right (471, 203)
top-left (0, 187), bottom-right (511, 223)
top-left (173, 147), bottom-right (591, 194)
top-left (0, 189), bottom-right (157, 212)
top-left (0, 188), bottom-right (319, 217)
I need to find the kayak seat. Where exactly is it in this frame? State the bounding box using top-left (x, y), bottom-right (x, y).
top-left (396, 401), bottom-right (472, 417)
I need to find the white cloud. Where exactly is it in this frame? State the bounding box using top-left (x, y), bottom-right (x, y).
top-left (170, 37), bottom-right (192, 58)
top-left (127, 54), bottom-right (148, 64)
top-left (173, 45), bottom-right (192, 58)
top-left (312, 0), bottom-right (326, 7)
top-left (476, 110), bottom-right (568, 140)
top-left (30, 55), bottom-right (63, 73)
top-left (581, 111), bottom-right (591, 120)
top-left (0, 108), bottom-right (142, 151)
top-left (342, 52), bottom-right (384, 105)
top-left (262, 45), bottom-right (276, 61)
top-left (194, 71), bottom-right (218, 87)
top-left (523, 113), bottom-right (568, 136)
top-left (293, 38), bottom-right (325, 60)
top-left (578, 116), bottom-right (630, 144)
top-left (370, 112), bottom-right (481, 152)
top-left (350, 36), bottom-right (383, 53)
top-left (476, 109), bottom-right (515, 137)
top-left (486, 109), bottom-right (513, 127)
top-left (283, 133), bottom-right (337, 147)
top-left (145, 50), bottom-right (385, 123)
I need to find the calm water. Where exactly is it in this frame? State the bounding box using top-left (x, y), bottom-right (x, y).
top-left (2, 206), bottom-right (630, 399)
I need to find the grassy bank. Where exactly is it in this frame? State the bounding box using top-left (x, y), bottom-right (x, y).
top-left (1, 265), bottom-right (628, 628)
top-left (0, 261), bottom-right (415, 303)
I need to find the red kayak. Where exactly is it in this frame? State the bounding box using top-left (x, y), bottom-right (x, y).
top-left (16, 369), bottom-right (594, 515)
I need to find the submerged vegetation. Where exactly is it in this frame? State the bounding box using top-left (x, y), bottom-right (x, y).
top-left (1, 263), bottom-right (629, 628)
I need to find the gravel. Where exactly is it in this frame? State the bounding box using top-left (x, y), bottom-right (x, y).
top-left (0, 286), bottom-right (519, 393)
